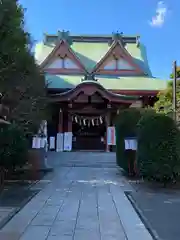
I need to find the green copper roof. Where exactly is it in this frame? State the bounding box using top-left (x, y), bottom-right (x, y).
top-left (71, 42), bottom-right (111, 71)
top-left (46, 74), bottom-right (167, 91)
top-left (35, 42), bottom-right (53, 65)
top-left (97, 76), bottom-right (167, 91)
top-left (126, 44), bottom-right (152, 76)
top-left (46, 74), bottom-right (84, 89)
top-left (34, 38), bottom-right (152, 76)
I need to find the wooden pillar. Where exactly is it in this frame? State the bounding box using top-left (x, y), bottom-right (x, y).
top-left (105, 112), bottom-right (110, 152)
top-left (67, 112), bottom-right (72, 132)
top-left (58, 108), bottom-right (63, 133)
top-left (66, 112), bottom-right (72, 152)
top-left (56, 108), bottom-right (64, 152)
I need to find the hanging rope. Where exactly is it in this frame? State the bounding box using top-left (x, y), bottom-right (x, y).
top-left (71, 113), bottom-right (105, 127)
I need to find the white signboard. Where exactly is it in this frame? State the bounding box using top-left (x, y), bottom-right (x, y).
top-left (107, 126), bottom-right (116, 145)
top-left (49, 136), bottom-right (55, 150)
top-left (32, 137), bottom-right (37, 149)
top-left (124, 139), bottom-right (137, 150)
top-left (40, 137), bottom-right (47, 148)
top-left (56, 133), bottom-right (64, 152)
top-left (63, 132), bottom-right (72, 151)
top-left (32, 137), bottom-right (41, 149)
top-left (130, 100), bottom-right (142, 108)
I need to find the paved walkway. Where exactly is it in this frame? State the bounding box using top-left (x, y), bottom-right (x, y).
top-left (0, 152), bottom-right (153, 240)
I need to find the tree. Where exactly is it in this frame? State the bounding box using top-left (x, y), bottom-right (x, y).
top-left (0, 0), bottom-right (47, 138)
top-left (154, 68), bottom-right (180, 125)
top-left (170, 67), bottom-right (180, 79)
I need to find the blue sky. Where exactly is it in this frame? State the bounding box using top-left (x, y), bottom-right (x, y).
top-left (19, 0), bottom-right (179, 79)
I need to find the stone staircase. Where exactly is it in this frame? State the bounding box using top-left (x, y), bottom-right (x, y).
top-left (47, 152), bottom-right (117, 168)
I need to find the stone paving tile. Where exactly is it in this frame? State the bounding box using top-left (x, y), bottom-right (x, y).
top-left (49, 220), bottom-right (75, 237)
top-left (0, 207), bottom-right (15, 223)
top-left (0, 152), bottom-right (153, 240)
top-left (110, 184), bottom-right (152, 240)
top-left (19, 226), bottom-right (50, 240)
top-left (0, 232), bottom-right (20, 240)
top-left (73, 183), bottom-right (100, 239)
top-left (74, 231), bottom-right (100, 240)
top-left (47, 183), bottom-right (81, 239)
top-left (97, 184), bottom-right (126, 240)
top-left (31, 205), bottom-right (60, 226)
top-left (47, 236), bottom-right (72, 240)
top-left (0, 167), bottom-right (71, 236)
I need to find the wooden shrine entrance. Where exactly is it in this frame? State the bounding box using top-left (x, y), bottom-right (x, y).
top-left (72, 113), bottom-right (106, 151)
top-left (49, 80), bottom-right (139, 152)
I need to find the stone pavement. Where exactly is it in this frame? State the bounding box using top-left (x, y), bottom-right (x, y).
top-left (0, 152), bottom-right (153, 240)
top-left (0, 207), bottom-right (15, 226)
top-left (0, 171), bottom-right (54, 230)
top-left (129, 181), bottom-right (180, 240)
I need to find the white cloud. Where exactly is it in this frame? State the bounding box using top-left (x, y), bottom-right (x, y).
top-left (149, 1), bottom-right (167, 27)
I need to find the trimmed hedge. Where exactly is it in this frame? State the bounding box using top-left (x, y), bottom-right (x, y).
top-left (115, 108), bottom-right (142, 172)
top-left (115, 108), bottom-right (155, 173)
top-left (0, 124), bottom-right (28, 170)
top-left (137, 113), bottom-right (180, 183)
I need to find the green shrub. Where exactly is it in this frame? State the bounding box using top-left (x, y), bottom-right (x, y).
top-left (115, 108), bottom-right (156, 172)
top-left (115, 108), bottom-right (142, 172)
top-left (0, 123), bottom-right (28, 170)
top-left (137, 113), bottom-right (180, 184)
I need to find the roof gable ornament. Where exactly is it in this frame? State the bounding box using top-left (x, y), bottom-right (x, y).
top-left (108, 31), bottom-right (124, 46)
top-left (112, 31), bottom-right (123, 41)
top-left (136, 35), bottom-right (140, 47)
top-left (81, 74), bottom-right (97, 82)
top-left (57, 30), bottom-right (72, 45)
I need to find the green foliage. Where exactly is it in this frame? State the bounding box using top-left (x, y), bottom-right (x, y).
top-left (154, 80), bottom-right (180, 116)
top-left (115, 108), bottom-right (143, 172)
top-left (0, 124), bottom-right (28, 170)
top-left (0, 0), bottom-right (47, 137)
top-left (137, 113), bottom-right (180, 184)
top-left (154, 66), bottom-right (180, 126)
top-left (170, 68), bottom-right (180, 79)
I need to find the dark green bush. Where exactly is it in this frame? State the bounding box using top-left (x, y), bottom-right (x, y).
top-left (0, 123), bottom-right (28, 170)
top-left (137, 113), bottom-right (180, 184)
top-left (115, 108), bottom-right (142, 172)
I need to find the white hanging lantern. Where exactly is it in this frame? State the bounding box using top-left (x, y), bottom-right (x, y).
top-left (100, 116), bottom-right (103, 124)
top-left (83, 118), bottom-right (86, 125)
top-left (75, 116), bottom-right (78, 123)
top-left (92, 118), bottom-right (94, 126)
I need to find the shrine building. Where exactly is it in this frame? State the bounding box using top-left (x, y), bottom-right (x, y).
top-left (35, 31), bottom-right (167, 152)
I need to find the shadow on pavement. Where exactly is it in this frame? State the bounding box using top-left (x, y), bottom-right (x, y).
top-left (127, 181), bottom-right (180, 240)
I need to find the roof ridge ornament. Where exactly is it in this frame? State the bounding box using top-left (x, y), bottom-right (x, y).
top-left (81, 74), bottom-right (97, 82)
top-left (136, 35), bottom-right (140, 47)
top-left (57, 30), bottom-right (72, 45)
top-left (43, 33), bottom-right (48, 44)
top-left (109, 31), bottom-right (124, 46)
top-left (112, 31), bottom-right (123, 40)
